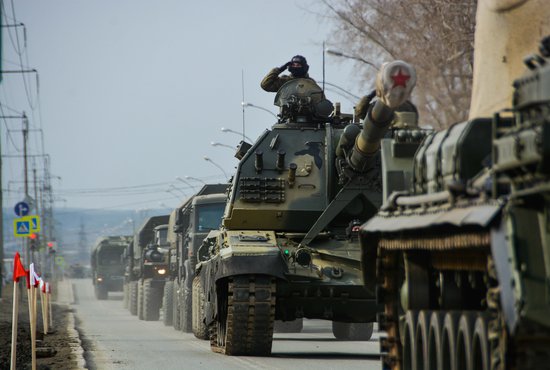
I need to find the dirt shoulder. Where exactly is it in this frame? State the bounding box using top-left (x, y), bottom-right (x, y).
top-left (0, 282), bottom-right (80, 370)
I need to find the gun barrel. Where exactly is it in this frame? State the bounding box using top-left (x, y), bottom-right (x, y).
top-left (348, 100), bottom-right (394, 172)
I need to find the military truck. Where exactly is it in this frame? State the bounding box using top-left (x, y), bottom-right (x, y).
top-left (162, 184), bottom-right (228, 331)
top-left (360, 38), bottom-right (550, 369)
top-left (193, 67), bottom-right (421, 355)
top-left (123, 215), bottom-right (169, 320)
top-left (91, 235), bottom-right (131, 300)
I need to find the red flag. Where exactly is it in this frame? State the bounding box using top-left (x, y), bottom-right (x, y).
top-left (13, 252), bottom-right (28, 283)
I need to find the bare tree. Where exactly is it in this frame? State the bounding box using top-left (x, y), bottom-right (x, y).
top-left (321, 0), bottom-right (476, 128)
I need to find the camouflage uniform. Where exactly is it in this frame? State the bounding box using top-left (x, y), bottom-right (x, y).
top-left (260, 68), bottom-right (313, 93)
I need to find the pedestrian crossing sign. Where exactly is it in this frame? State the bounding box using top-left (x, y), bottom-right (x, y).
top-left (13, 215), bottom-right (41, 237)
top-left (14, 219), bottom-right (31, 237)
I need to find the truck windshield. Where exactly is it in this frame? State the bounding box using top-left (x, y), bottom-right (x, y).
top-left (196, 203), bottom-right (225, 231)
top-left (98, 249), bottom-right (123, 265)
top-left (156, 229), bottom-right (168, 245)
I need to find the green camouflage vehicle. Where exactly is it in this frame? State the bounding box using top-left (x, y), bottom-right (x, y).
top-left (91, 235), bottom-right (131, 300)
top-left (361, 38), bottom-right (550, 369)
top-left (194, 70), bottom-right (422, 355)
top-left (161, 184), bottom-right (228, 331)
top-left (123, 215), bottom-right (169, 320)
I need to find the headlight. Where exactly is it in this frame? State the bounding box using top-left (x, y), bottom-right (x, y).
top-left (97, 277), bottom-right (103, 282)
top-left (157, 269), bottom-right (166, 275)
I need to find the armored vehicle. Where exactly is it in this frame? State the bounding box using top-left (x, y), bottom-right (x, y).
top-left (123, 215), bottom-right (169, 320)
top-left (194, 67), bottom-right (421, 355)
top-left (361, 38), bottom-right (550, 369)
top-left (91, 235), bottom-right (131, 300)
top-left (161, 184), bottom-right (228, 330)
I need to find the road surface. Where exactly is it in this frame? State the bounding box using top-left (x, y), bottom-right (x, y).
top-left (71, 279), bottom-right (382, 370)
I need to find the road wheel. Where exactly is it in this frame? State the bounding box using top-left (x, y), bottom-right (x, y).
top-left (274, 318), bottom-right (304, 333)
top-left (162, 280), bottom-right (174, 326)
top-left (173, 279), bottom-right (181, 331)
top-left (181, 284), bottom-right (193, 333)
top-left (137, 279), bottom-right (144, 320)
top-left (332, 322), bottom-right (374, 341)
top-left (192, 276), bottom-right (208, 340)
top-left (129, 281), bottom-right (138, 315)
top-left (143, 278), bottom-right (162, 321)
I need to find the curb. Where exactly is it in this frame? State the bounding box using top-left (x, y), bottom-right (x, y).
top-left (67, 310), bottom-right (87, 369)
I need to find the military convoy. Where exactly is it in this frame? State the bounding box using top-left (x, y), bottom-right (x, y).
top-left (91, 235), bottom-right (131, 300)
top-left (88, 15), bottom-right (550, 366)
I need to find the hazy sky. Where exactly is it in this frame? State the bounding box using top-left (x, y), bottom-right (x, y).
top-left (2, 0), bottom-right (362, 211)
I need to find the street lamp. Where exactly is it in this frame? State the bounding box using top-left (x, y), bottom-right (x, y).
top-left (169, 184), bottom-right (187, 197)
top-left (203, 156), bottom-right (229, 180)
top-left (175, 176), bottom-right (197, 191)
top-left (325, 48), bottom-right (378, 70)
top-left (241, 102), bottom-right (277, 119)
top-left (166, 189), bottom-right (182, 200)
top-left (211, 141), bottom-right (235, 151)
top-left (221, 127), bottom-right (252, 143)
top-left (185, 176), bottom-right (206, 185)
top-left (324, 82), bottom-right (361, 101)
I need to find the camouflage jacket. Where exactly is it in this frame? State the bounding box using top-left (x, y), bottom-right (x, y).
top-left (260, 68), bottom-right (313, 93)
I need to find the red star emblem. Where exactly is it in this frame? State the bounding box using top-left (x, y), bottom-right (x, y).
top-left (391, 68), bottom-right (410, 88)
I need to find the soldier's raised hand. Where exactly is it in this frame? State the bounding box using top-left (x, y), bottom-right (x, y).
top-left (279, 61), bottom-right (292, 73)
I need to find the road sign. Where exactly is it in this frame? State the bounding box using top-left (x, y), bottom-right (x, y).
top-left (14, 219), bottom-right (31, 237)
top-left (27, 215), bottom-right (41, 232)
top-left (14, 201), bottom-right (30, 217)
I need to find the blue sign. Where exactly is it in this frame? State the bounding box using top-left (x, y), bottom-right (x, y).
top-left (14, 202), bottom-right (30, 217)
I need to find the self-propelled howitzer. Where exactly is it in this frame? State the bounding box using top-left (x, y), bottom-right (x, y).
top-left (195, 62), bottom-right (425, 356)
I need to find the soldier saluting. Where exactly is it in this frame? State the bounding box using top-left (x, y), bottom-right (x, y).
top-left (260, 55), bottom-right (314, 92)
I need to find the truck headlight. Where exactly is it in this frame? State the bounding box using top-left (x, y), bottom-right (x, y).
top-left (97, 277), bottom-right (103, 282)
top-left (157, 268), bottom-right (166, 275)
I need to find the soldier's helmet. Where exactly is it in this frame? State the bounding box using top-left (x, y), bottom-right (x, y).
top-left (289, 55), bottom-right (309, 77)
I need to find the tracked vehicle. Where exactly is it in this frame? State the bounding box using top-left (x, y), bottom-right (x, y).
top-left (361, 38), bottom-right (550, 369)
top-left (195, 68), bottom-right (422, 355)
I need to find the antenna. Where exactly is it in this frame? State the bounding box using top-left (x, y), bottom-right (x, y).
top-left (241, 69), bottom-right (246, 143)
top-left (322, 41), bottom-right (326, 92)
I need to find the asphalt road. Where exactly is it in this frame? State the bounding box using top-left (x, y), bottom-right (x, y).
top-left (71, 279), bottom-right (382, 370)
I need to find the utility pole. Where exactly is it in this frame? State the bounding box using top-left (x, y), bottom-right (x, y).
top-left (0, 114), bottom-right (27, 295)
top-left (22, 113), bottom-right (31, 264)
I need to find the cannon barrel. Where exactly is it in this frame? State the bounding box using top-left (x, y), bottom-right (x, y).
top-left (348, 100), bottom-right (395, 172)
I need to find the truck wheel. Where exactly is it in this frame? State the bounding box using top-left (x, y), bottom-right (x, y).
top-left (137, 279), bottom-right (144, 320)
top-left (274, 318), bottom-right (303, 333)
top-left (122, 283), bottom-right (129, 308)
top-left (162, 280), bottom-right (174, 326)
top-left (143, 278), bottom-right (162, 321)
top-left (129, 281), bottom-right (138, 315)
top-left (192, 276), bottom-right (208, 340)
top-left (181, 284), bottom-right (193, 333)
top-left (332, 321), bottom-right (374, 341)
top-left (173, 279), bottom-right (181, 330)
top-left (95, 285), bottom-right (108, 300)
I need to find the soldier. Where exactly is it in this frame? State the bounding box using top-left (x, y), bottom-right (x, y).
top-left (261, 55), bottom-right (314, 92)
